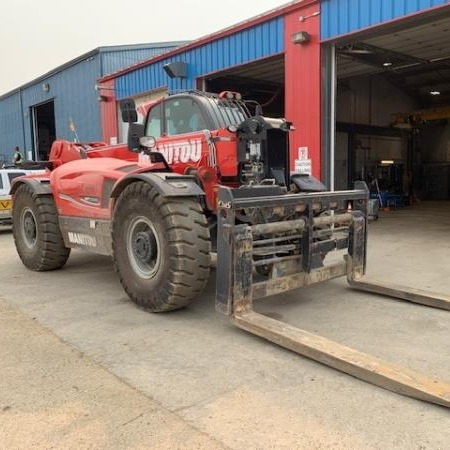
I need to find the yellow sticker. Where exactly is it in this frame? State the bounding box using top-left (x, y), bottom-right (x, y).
top-left (0, 200), bottom-right (11, 210)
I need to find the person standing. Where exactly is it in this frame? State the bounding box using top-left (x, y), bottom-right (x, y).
top-left (12, 146), bottom-right (23, 165)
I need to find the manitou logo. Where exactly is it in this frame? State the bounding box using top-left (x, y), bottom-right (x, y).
top-left (68, 232), bottom-right (97, 248)
top-left (140, 139), bottom-right (202, 165)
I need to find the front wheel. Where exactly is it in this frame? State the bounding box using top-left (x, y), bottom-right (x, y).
top-left (112, 182), bottom-right (211, 312)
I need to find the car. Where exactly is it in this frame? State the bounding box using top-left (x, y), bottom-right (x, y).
top-left (0, 167), bottom-right (46, 225)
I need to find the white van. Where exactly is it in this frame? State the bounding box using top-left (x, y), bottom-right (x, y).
top-left (0, 168), bottom-right (46, 225)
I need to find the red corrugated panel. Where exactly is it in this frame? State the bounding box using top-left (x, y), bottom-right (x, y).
top-left (100, 79), bottom-right (118, 144)
top-left (284, 1), bottom-right (321, 178)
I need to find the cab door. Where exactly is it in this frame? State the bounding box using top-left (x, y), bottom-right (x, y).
top-left (142, 96), bottom-right (212, 171)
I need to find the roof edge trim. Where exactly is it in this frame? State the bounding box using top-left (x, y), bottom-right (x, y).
top-left (99, 0), bottom-right (318, 82)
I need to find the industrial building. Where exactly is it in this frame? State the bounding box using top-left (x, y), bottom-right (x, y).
top-left (99, 0), bottom-right (450, 201)
top-left (0, 42), bottom-right (185, 164)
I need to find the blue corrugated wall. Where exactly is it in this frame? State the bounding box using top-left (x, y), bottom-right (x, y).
top-left (0, 92), bottom-right (24, 164)
top-left (321, 0), bottom-right (449, 39)
top-left (115, 17), bottom-right (284, 99)
top-left (0, 45), bottom-right (177, 161)
top-left (0, 57), bottom-right (104, 160)
top-left (21, 57), bottom-right (102, 150)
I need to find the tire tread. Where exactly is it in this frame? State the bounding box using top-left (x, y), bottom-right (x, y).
top-left (112, 182), bottom-right (211, 312)
top-left (13, 184), bottom-right (70, 271)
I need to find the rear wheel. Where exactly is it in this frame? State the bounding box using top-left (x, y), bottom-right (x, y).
top-left (12, 184), bottom-right (70, 270)
top-left (112, 182), bottom-right (211, 312)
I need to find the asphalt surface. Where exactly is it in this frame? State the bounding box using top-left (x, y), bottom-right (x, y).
top-left (1, 201), bottom-right (449, 449)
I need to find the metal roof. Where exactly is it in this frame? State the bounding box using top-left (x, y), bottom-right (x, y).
top-left (99, 0), bottom-right (315, 82)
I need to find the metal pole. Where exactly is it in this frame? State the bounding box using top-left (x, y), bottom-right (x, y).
top-left (329, 44), bottom-right (337, 192)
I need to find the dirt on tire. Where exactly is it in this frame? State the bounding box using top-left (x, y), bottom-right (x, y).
top-left (112, 182), bottom-right (211, 312)
top-left (12, 184), bottom-right (70, 271)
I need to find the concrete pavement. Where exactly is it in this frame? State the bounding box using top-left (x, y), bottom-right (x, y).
top-left (0, 300), bottom-right (225, 450)
top-left (0, 202), bottom-right (449, 449)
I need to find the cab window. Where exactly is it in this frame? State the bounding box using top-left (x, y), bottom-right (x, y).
top-left (164, 98), bottom-right (206, 136)
top-left (145, 103), bottom-right (162, 139)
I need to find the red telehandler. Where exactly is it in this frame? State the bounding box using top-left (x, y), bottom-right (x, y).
top-left (11, 90), bottom-right (450, 407)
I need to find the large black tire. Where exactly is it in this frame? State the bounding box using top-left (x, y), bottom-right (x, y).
top-left (12, 184), bottom-right (70, 271)
top-left (112, 182), bottom-right (211, 312)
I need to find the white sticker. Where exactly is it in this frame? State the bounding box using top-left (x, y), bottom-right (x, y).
top-left (298, 146), bottom-right (309, 160)
top-left (68, 232), bottom-right (97, 247)
top-left (295, 159), bottom-right (312, 175)
top-left (140, 139), bottom-right (202, 165)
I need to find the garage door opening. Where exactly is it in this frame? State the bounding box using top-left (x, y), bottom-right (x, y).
top-left (333, 10), bottom-right (450, 203)
top-left (201, 55), bottom-right (285, 118)
top-left (31, 100), bottom-right (56, 161)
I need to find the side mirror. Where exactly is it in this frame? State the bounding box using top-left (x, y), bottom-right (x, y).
top-left (127, 123), bottom-right (145, 152)
top-left (120, 98), bottom-right (138, 123)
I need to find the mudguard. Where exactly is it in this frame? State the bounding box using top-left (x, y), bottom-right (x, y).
top-left (110, 172), bottom-right (205, 200)
top-left (10, 176), bottom-right (52, 196)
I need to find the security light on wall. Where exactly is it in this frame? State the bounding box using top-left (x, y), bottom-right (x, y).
top-left (292, 31), bottom-right (311, 44)
top-left (163, 61), bottom-right (188, 79)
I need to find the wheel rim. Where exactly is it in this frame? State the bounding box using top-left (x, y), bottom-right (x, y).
top-left (20, 207), bottom-right (38, 249)
top-left (127, 216), bottom-right (161, 279)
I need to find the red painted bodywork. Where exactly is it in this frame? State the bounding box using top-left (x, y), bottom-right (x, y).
top-left (51, 158), bottom-right (137, 220)
top-left (48, 112), bottom-right (240, 220)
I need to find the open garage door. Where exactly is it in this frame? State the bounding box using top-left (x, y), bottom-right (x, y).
top-left (332, 9), bottom-right (450, 203)
top-left (200, 55), bottom-right (285, 118)
top-left (31, 100), bottom-right (56, 161)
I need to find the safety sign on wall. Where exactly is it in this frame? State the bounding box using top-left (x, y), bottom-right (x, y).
top-left (295, 146), bottom-right (312, 175)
